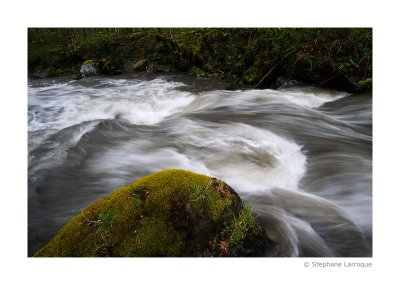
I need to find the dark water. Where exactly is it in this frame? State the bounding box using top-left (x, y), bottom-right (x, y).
top-left (28, 73), bottom-right (372, 257)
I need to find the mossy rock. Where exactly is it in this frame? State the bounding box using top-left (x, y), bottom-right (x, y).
top-left (80, 59), bottom-right (97, 77)
top-left (358, 78), bottom-right (372, 89)
top-left (34, 169), bottom-right (273, 257)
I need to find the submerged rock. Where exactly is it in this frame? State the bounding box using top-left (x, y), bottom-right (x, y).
top-left (80, 60), bottom-right (97, 77)
top-left (34, 169), bottom-right (274, 257)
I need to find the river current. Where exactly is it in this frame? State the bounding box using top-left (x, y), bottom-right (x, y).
top-left (28, 73), bottom-right (372, 257)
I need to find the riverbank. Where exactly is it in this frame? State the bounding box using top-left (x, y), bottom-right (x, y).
top-left (28, 28), bottom-right (372, 93)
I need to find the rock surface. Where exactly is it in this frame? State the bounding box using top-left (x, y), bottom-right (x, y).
top-left (34, 169), bottom-right (274, 257)
top-left (146, 63), bottom-right (173, 73)
top-left (30, 68), bottom-right (58, 79)
top-left (72, 73), bottom-right (82, 80)
top-left (132, 59), bottom-right (148, 72)
top-left (98, 59), bottom-right (123, 75)
top-left (80, 60), bottom-right (97, 77)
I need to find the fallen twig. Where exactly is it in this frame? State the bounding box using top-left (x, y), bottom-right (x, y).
top-left (254, 63), bottom-right (279, 89)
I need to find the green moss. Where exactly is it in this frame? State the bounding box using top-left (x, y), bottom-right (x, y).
top-left (34, 184), bottom-right (143, 257)
top-left (136, 169), bottom-right (209, 216)
top-left (206, 190), bottom-right (232, 221)
top-left (359, 77), bottom-right (372, 88)
top-left (34, 169), bottom-right (269, 257)
top-left (128, 217), bottom-right (183, 256)
top-left (83, 59), bottom-right (95, 65)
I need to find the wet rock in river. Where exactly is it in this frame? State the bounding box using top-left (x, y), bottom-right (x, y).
top-left (34, 169), bottom-right (274, 257)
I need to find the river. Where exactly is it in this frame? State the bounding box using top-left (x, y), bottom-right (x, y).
top-left (28, 73), bottom-right (372, 257)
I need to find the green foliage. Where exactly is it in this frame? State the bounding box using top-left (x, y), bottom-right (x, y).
top-left (222, 205), bottom-right (256, 248)
top-left (190, 182), bottom-right (207, 202)
top-left (28, 43), bottom-right (64, 69)
top-left (206, 204), bottom-right (266, 256)
top-left (28, 28), bottom-right (372, 91)
top-left (243, 66), bottom-right (260, 84)
top-left (221, 204), bottom-right (256, 249)
top-left (154, 41), bottom-right (168, 54)
top-left (195, 69), bottom-right (207, 78)
top-left (94, 210), bottom-right (116, 231)
top-left (189, 66), bottom-right (207, 78)
top-left (359, 78), bottom-right (372, 88)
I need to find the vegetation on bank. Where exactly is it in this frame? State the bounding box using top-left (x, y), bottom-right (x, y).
top-left (28, 28), bottom-right (372, 92)
top-left (34, 169), bottom-right (273, 257)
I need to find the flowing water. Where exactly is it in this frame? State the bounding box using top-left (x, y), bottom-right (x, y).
top-left (28, 73), bottom-right (372, 257)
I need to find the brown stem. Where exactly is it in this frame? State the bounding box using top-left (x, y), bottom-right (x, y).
top-left (253, 63), bottom-right (279, 89)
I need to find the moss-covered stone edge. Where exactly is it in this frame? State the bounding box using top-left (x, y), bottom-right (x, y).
top-left (34, 169), bottom-right (272, 257)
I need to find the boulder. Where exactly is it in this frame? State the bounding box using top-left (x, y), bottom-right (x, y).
top-left (124, 60), bottom-right (145, 73)
top-left (80, 60), bottom-right (97, 77)
top-left (132, 59), bottom-right (148, 72)
top-left (30, 68), bottom-right (57, 79)
top-left (34, 169), bottom-right (274, 257)
top-left (72, 73), bottom-right (82, 80)
top-left (98, 59), bottom-right (123, 75)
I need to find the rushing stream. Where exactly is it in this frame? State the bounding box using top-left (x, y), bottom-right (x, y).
top-left (28, 73), bottom-right (372, 257)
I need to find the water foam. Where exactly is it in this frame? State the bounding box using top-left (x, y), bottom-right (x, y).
top-left (86, 142), bottom-right (211, 189)
top-left (278, 87), bottom-right (348, 108)
top-left (184, 87), bottom-right (348, 116)
top-left (28, 77), bottom-right (195, 130)
top-left (167, 119), bottom-right (307, 193)
top-left (28, 121), bottom-right (99, 173)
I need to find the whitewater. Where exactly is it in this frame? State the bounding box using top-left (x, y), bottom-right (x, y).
top-left (28, 73), bottom-right (372, 257)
